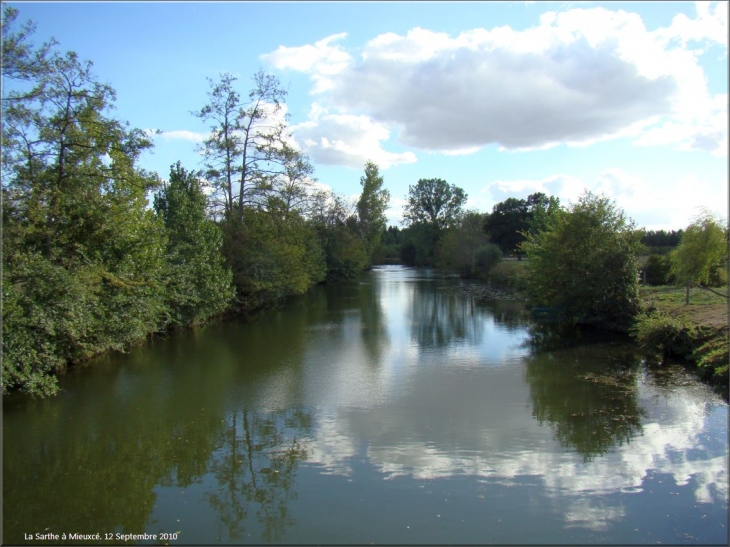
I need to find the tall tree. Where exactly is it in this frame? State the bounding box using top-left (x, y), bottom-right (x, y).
top-left (2, 10), bottom-right (168, 396)
top-left (154, 162), bottom-right (235, 326)
top-left (356, 161), bottom-right (390, 266)
top-left (194, 71), bottom-right (290, 222)
top-left (192, 73), bottom-right (241, 217)
top-left (483, 192), bottom-right (559, 256)
top-left (402, 178), bottom-right (467, 232)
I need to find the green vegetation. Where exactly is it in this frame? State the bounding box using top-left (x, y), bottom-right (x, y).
top-left (668, 209), bottom-right (728, 304)
top-left (522, 191), bottom-right (643, 331)
top-left (3, 7), bottom-right (725, 398)
top-left (356, 161), bottom-right (390, 268)
top-left (483, 192), bottom-right (560, 257)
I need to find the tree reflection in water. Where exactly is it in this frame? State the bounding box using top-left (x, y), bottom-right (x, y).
top-left (205, 408), bottom-right (312, 543)
top-left (524, 322), bottom-right (646, 462)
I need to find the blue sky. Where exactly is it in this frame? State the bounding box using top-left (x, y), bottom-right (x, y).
top-left (5, 1), bottom-right (728, 230)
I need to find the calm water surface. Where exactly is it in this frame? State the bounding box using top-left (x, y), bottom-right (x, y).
top-left (4, 266), bottom-right (728, 544)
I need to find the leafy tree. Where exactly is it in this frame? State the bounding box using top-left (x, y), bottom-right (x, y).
top-left (194, 71), bottom-right (289, 222)
top-left (356, 161), bottom-right (390, 266)
top-left (267, 144), bottom-right (317, 215)
top-left (437, 211), bottom-right (501, 278)
top-left (1, 7), bottom-right (57, 100)
top-left (669, 210), bottom-right (729, 304)
top-left (402, 178), bottom-right (467, 232)
top-left (154, 162), bottom-right (235, 326)
top-left (522, 191), bottom-right (643, 331)
top-left (484, 192), bottom-right (560, 256)
top-left (221, 209), bottom-right (325, 311)
top-left (2, 10), bottom-right (169, 396)
top-left (309, 190), bottom-right (367, 281)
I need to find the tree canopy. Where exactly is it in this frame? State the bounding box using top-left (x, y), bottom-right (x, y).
top-left (522, 191), bottom-right (643, 331)
top-left (356, 161), bottom-right (390, 267)
top-left (402, 178), bottom-right (467, 232)
top-left (669, 210), bottom-right (728, 303)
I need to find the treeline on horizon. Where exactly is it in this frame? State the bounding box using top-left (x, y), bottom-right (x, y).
top-left (0, 8), bottom-right (692, 398)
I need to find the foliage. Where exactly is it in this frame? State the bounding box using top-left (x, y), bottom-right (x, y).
top-left (399, 222), bottom-right (442, 267)
top-left (221, 210), bottom-right (326, 311)
top-left (641, 229), bottom-right (683, 249)
top-left (402, 178), bottom-right (467, 232)
top-left (522, 191), bottom-right (643, 331)
top-left (483, 192), bottom-right (560, 256)
top-left (437, 211), bottom-right (502, 278)
top-left (194, 71), bottom-right (289, 221)
top-left (642, 254), bottom-right (674, 285)
top-left (154, 162), bottom-right (235, 326)
top-left (2, 10), bottom-right (167, 396)
top-left (670, 210), bottom-right (728, 303)
top-left (630, 312), bottom-right (699, 359)
top-left (486, 260), bottom-right (531, 290)
top-left (309, 191), bottom-right (368, 281)
top-left (355, 161), bottom-right (390, 266)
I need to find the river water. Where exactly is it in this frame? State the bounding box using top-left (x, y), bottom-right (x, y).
top-left (3, 266), bottom-right (728, 544)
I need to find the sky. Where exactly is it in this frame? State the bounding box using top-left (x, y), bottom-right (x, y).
top-left (4, 1), bottom-right (728, 230)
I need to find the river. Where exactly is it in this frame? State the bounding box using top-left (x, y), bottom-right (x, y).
top-left (3, 266), bottom-right (728, 544)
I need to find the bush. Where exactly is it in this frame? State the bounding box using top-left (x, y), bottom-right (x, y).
top-left (642, 254), bottom-right (674, 285)
top-left (522, 191), bottom-right (642, 331)
top-left (630, 312), bottom-right (699, 359)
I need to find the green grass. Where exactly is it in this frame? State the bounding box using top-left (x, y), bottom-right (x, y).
top-left (640, 284), bottom-right (728, 307)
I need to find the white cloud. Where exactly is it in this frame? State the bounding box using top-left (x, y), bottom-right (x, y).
top-left (483, 174), bottom-right (585, 208)
top-left (154, 129), bottom-right (209, 143)
top-left (291, 113), bottom-right (417, 169)
top-left (261, 33), bottom-right (352, 94)
top-left (265, 5), bottom-right (726, 157)
top-left (482, 168), bottom-right (727, 230)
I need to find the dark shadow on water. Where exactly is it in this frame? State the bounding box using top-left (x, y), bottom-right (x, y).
top-left (523, 322), bottom-right (646, 462)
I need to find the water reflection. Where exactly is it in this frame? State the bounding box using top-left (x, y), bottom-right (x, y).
top-left (4, 267), bottom-right (727, 544)
top-left (524, 324), bottom-right (646, 461)
top-left (204, 409), bottom-right (312, 543)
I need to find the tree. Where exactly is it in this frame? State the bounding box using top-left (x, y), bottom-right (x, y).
top-left (356, 161), bottom-right (390, 266)
top-left (522, 191), bottom-right (643, 331)
top-left (669, 210), bottom-right (729, 304)
top-left (402, 178), bottom-right (467, 232)
top-left (309, 190), bottom-right (367, 281)
top-left (483, 192), bottom-right (560, 256)
top-left (194, 71), bottom-right (289, 222)
top-left (154, 162), bottom-right (235, 326)
top-left (437, 211), bottom-right (502, 278)
top-left (2, 10), bottom-right (169, 396)
top-left (268, 144), bottom-right (317, 215)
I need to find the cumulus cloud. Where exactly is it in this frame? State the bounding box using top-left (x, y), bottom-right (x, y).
top-left (264, 4), bottom-right (726, 157)
top-left (291, 108), bottom-right (417, 169)
top-left (482, 167), bottom-right (727, 230)
top-left (483, 174), bottom-right (585, 207)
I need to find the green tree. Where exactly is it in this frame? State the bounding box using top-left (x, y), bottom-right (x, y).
top-left (309, 190), bottom-right (367, 281)
top-left (522, 191), bottom-right (643, 331)
top-left (2, 10), bottom-right (169, 396)
top-left (402, 178), bottom-right (467, 232)
top-left (437, 211), bottom-right (502, 278)
top-left (356, 161), bottom-right (390, 267)
top-left (484, 192), bottom-right (560, 257)
top-left (194, 71), bottom-right (289, 222)
top-left (669, 210), bottom-right (729, 304)
top-left (154, 162), bottom-right (235, 326)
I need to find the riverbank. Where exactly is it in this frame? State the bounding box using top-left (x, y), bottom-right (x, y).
top-left (453, 264), bottom-right (728, 395)
top-left (632, 285), bottom-right (728, 394)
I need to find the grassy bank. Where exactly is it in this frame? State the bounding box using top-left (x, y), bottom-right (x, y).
top-left (632, 285), bottom-right (728, 392)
